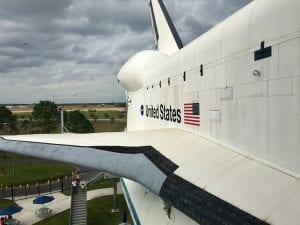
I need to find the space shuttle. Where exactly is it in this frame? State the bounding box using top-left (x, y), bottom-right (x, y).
top-left (1, 0), bottom-right (300, 224)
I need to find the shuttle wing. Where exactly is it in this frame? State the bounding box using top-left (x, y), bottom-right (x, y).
top-left (1, 129), bottom-right (299, 225)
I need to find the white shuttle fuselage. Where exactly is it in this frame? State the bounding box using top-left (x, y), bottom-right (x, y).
top-left (118, 0), bottom-right (300, 224)
top-left (121, 0), bottom-right (300, 176)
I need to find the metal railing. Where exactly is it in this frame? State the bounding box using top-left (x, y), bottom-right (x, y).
top-left (68, 171), bottom-right (104, 225)
top-left (0, 175), bottom-right (72, 201)
top-left (0, 170), bottom-right (105, 202)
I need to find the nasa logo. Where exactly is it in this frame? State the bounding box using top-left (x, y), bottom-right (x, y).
top-left (140, 105), bottom-right (144, 116)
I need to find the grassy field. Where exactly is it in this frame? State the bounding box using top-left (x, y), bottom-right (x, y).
top-left (12, 110), bottom-right (127, 133)
top-left (87, 178), bottom-right (119, 191)
top-left (0, 163), bottom-right (75, 186)
top-left (34, 210), bottom-right (69, 225)
top-left (83, 110), bottom-right (126, 119)
top-left (0, 199), bottom-right (17, 208)
top-left (0, 154), bottom-right (31, 161)
top-left (13, 112), bottom-right (31, 118)
top-left (34, 195), bottom-right (133, 225)
top-left (13, 109), bottom-right (126, 120)
top-left (92, 121), bottom-right (126, 132)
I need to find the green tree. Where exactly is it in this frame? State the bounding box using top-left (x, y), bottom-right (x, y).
top-left (20, 119), bottom-right (32, 134)
top-left (90, 112), bottom-right (98, 122)
top-left (32, 101), bottom-right (59, 133)
top-left (118, 113), bottom-right (125, 119)
top-left (103, 113), bottom-right (109, 119)
top-left (65, 110), bottom-right (94, 133)
top-left (0, 106), bottom-right (17, 134)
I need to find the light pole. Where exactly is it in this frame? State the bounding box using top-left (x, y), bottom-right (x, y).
top-left (59, 108), bottom-right (64, 133)
top-left (12, 153), bottom-right (15, 178)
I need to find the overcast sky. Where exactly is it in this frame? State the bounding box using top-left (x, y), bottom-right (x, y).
top-left (0, 0), bottom-right (250, 104)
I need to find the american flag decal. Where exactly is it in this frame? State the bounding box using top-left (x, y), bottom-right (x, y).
top-left (184, 103), bottom-right (200, 126)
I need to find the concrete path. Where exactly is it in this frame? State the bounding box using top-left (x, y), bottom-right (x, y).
top-left (11, 183), bottom-right (123, 225)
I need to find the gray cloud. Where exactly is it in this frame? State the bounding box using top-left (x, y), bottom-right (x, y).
top-left (0, 0), bottom-right (72, 19)
top-left (164, 0), bottom-right (250, 44)
top-left (0, 0), bottom-right (250, 104)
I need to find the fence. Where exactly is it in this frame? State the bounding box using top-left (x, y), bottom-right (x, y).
top-left (0, 175), bottom-right (72, 201)
top-left (0, 170), bottom-right (105, 202)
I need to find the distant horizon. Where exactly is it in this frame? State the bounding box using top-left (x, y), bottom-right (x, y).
top-left (0, 102), bottom-right (126, 106)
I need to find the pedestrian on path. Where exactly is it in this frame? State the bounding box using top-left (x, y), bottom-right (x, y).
top-left (72, 180), bottom-right (77, 193)
top-left (75, 171), bottom-right (80, 187)
top-left (0, 217), bottom-right (5, 225)
top-left (81, 182), bottom-right (85, 192)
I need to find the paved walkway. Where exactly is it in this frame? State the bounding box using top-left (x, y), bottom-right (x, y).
top-left (10, 183), bottom-right (123, 225)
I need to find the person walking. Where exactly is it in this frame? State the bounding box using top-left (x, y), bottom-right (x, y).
top-left (81, 182), bottom-right (85, 192)
top-left (72, 180), bottom-right (77, 193)
top-left (0, 217), bottom-right (5, 225)
top-left (75, 171), bottom-right (80, 187)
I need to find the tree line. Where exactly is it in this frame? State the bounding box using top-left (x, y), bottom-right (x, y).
top-left (0, 101), bottom-right (94, 135)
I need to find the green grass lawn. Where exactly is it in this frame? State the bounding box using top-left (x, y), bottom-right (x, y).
top-left (92, 121), bottom-right (126, 132)
top-left (0, 199), bottom-right (17, 208)
top-left (34, 209), bottom-right (70, 225)
top-left (34, 195), bottom-right (133, 225)
top-left (0, 163), bottom-right (75, 186)
top-left (13, 112), bottom-right (32, 118)
top-left (88, 178), bottom-right (119, 191)
top-left (0, 154), bottom-right (31, 161)
top-left (12, 111), bottom-right (126, 120)
top-left (82, 110), bottom-right (126, 119)
top-left (10, 109), bottom-right (127, 134)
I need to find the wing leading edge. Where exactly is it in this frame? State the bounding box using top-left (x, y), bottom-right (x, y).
top-left (1, 129), bottom-right (299, 225)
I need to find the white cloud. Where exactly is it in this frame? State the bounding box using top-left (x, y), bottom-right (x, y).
top-left (0, 0), bottom-right (250, 104)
